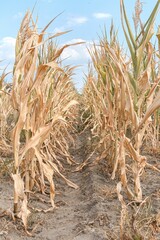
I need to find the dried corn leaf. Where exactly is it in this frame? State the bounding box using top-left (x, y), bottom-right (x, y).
top-left (138, 90), bottom-right (160, 130)
top-left (42, 162), bottom-right (55, 208)
top-left (17, 195), bottom-right (31, 231)
top-left (12, 173), bottom-right (25, 200)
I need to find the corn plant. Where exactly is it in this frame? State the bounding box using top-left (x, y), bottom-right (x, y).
top-left (82, 0), bottom-right (160, 203)
top-left (0, 70), bottom-right (13, 157)
top-left (11, 11), bottom-right (80, 231)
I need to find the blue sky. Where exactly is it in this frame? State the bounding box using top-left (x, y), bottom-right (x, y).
top-left (0, 0), bottom-right (159, 91)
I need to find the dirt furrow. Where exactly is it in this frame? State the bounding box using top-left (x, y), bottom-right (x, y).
top-left (0, 130), bottom-right (120, 240)
top-left (0, 130), bottom-right (159, 239)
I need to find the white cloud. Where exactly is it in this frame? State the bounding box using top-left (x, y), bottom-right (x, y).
top-left (13, 12), bottom-right (24, 19)
top-left (61, 39), bottom-right (90, 61)
top-left (60, 40), bottom-right (91, 91)
top-left (0, 37), bottom-right (16, 76)
top-left (0, 37), bottom-right (16, 61)
top-left (53, 27), bottom-right (65, 33)
top-left (53, 16), bottom-right (88, 34)
top-left (61, 47), bottom-right (80, 60)
top-left (67, 17), bottom-right (88, 27)
top-left (93, 13), bottom-right (112, 19)
top-left (65, 38), bottom-right (86, 44)
top-left (72, 17), bottom-right (88, 24)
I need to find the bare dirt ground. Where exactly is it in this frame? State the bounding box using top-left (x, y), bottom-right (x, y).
top-left (0, 130), bottom-right (160, 240)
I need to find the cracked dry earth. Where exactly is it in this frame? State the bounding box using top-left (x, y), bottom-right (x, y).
top-left (0, 130), bottom-right (160, 240)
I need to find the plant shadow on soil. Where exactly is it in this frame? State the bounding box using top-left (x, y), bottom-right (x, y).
top-left (0, 131), bottom-right (160, 240)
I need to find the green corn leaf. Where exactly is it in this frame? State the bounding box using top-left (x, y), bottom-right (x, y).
top-left (120, 0), bottom-right (136, 50)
